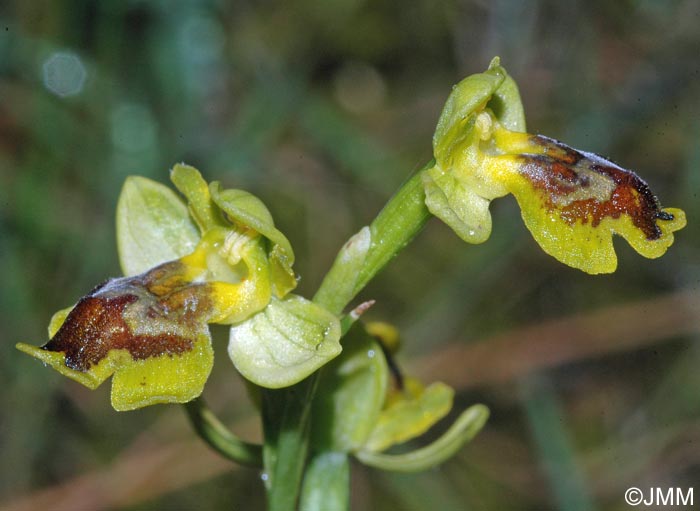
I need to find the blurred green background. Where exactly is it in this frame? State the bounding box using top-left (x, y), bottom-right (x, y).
top-left (1, 1), bottom-right (698, 510)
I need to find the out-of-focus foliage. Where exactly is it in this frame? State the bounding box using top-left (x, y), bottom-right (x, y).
top-left (0, 1), bottom-right (698, 510)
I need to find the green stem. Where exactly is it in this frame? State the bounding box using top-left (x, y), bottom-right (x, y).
top-left (262, 377), bottom-right (319, 511)
top-left (314, 163), bottom-right (433, 315)
top-left (262, 162), bottom-right (433, 510)
top-left (354, 163), bottom-right (433, 297)
top-left (299, 452), bottom-right (350, 511)
top-left (183, 398), bottom-right (263, 467)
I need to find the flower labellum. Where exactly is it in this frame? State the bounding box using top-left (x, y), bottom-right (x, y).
top-left (494, 130), bottom-right (686, 273)
top-left (424, 58), bottom-right (686, 274)
top-left (17, 261), bottom-right (217, 411)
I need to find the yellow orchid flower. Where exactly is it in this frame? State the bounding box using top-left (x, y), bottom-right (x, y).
top-left (16, 165), bottom-right (340, 410)
top-left (358, 323), bottom-right (464, 457)
top-left (424, 58), bottom-right (686, 274)
top-left (311, 321), bottom-right (488, 472)
top-left (361, 376), bottom-right (455, 454)
top-left (16, 224), bottom-right (273, 411)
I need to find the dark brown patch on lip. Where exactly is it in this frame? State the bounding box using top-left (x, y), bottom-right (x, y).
top-left (520, 135), bottom-right (673, 240)
top-left (41, 262), bottom-right (212, 372)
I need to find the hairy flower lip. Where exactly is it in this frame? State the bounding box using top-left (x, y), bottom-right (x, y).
top-left (516, 134), bottom-right (677, 241)
top-left (16, 256), bottom-right (223, 410)
top-left (38, 260), bottom-right (212, 373)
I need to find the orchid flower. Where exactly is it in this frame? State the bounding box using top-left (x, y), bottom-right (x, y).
top-left (17, 165), bottom-right (341, 410)
top-left (423, 58), bottom-right (686, 274)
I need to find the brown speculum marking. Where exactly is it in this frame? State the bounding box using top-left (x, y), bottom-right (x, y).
top-left (519, 135), bottom-right (673, 240)
top-left (42, 261), bottom-right (213, 372)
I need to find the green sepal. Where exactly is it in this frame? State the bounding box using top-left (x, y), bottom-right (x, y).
top-left (310, 324), bottom-right (388, 452)
top-left (433, 57), bottom-right (524, 160)
top-left (116, 175), bottom-right (200, 276)
top-left (170, 163), bottom-right (225, 232)
top-left (356, 404), bottom-right (490, 472)
top-left (432, 62), bottom-right (504, 162)
top-left (484, 57), bottom-right (526, 132)
top-left (363, 381), bottom-right (454, 453)
top-left (422, 167), bottom-right (493, 244)
top-left (228, 295), bottom-right (342, 388)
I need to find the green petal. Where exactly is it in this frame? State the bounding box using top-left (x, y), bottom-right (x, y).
top-left (363, 381), bottom-right (454, 453)
top-left (310, 325), bottom-right (388, 452)
top-left (269, 244), bottom-right (298, 298)
top-left (210, 182), bottom-right (295, 265)
top-left (228, 295), bottom-right (342, 388)
top-left (116, 176), bottom-right (200, 276)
